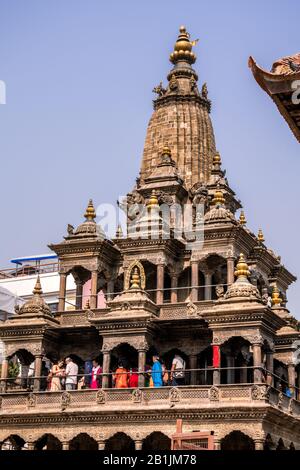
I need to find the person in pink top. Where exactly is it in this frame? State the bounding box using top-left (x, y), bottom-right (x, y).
top-left (90, 359), bottom-right (102, 389)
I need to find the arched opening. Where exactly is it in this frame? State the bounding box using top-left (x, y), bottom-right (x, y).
top-left (178, 267), bottom-right (191, 302)
top-left (276, 438), bottom-right (286, 451)
top-left (142, 432), bottom-right (171, 451)
top-left (144, 261), bottom-right (157, 303)
top-left (72, 266), bottom-right (90, 310)
top-left (221, 337), bottom-right (253, 384)
top-left (105, 432), bottom-right (135, 451)
top-left (69, 433), bottom-right (98, 451)
top-left (161, 349), bottom-right (189, 385)
top-left (221, 431), bottom-right (255, 451)
top-left (1, 435), bottom-right (25, 450)
top-left (35, 434), bottom-right (62, 450)
top-left (163, 268), bottom-right (171, 303)
top-left (274, 360), bottom-right (288, 392)
top-left (110, 343), bottom-right (138, 388)
top-left (198, 346), bottom-right (213, 385)
top-left (200, 254), bottom-right (228, 300)
top-left (7, 349), bottom-right (35, 391)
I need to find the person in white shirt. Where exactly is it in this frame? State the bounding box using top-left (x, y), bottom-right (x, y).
top-left (65, 357), bottom-right (78, 390)
top-left (170, 354), bottom-right (186, 386)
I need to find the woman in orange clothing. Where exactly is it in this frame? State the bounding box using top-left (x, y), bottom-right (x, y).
top-left (113, 362), bottom-right (129, 388)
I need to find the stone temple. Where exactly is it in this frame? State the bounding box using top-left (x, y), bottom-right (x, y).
top-left (0, 26), bottom-right (300, 451)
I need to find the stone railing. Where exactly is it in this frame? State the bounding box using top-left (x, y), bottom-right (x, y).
top-left (1, 384), bottom-right (299, 417)
top-left (159, 301), bottom-right (211, 320)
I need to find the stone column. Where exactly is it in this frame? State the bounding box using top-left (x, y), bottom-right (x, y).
top-left (0, 357), bottom-right (8, 391)
top-left (266, 351), bottom-right (274, 386)
top-left (214, 439), bottom-right (221, 451)
top-left (34, 355), bottom-right (43, 391)
top-left (102, 351), bottom-right (111, 389)
top-left (98, 440), bottom-right (106, 450)
top-left (62, 441), bottom-right (69, 451)
top-left (254, 439), bottom-right (265, 451)
top-left (90, 270), bottom-right (98, 309)
top-left (227, 257), bottom-right (235, 286)
top-left (58, 273), bottom-right (67, 311)
top-left (171, 274), bottom-right (178, 304)
top-left (138, 350), bottom-right (146, 387)
top-left (156, 264), bottom-right (164, 304)
top-left (75, 280), bottom-right (83, 310)
top-left (189, 354), bottom-right (198, 385)
top-left (135, 440), bottom-right (143, 450)
top-left (191, 261), bottom-right (198, 302)
top-left (288, 363), bottom-right (296, 394)
top-left (253, 343), bottom-right (262, 383)
top-left (240, 361), bottom-right (248, 384)
top-left (226, 355), bottom-right (235, 384)
top-left (204, 272), bottom-right (212, 300)
top-left (27, 442), bottom-right (35, 450)
top-left (107, 280), bottom-right (115, 301)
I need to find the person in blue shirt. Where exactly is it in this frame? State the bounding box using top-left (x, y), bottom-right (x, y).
top-left (151, 355), bottom-right (163, 387)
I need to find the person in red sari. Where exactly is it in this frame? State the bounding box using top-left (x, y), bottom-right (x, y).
top-left (90, 359), bottom-right (102, 389)
top-left (128, 368), bottom-right (139, 388)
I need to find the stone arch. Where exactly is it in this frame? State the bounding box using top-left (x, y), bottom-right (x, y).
top-left (34, 434), bottom-right (62, 450)
top-left (221, 431), bottom-right (255, 451)
top-left (1, 434), bottom-right (25, 450)
top-left (124, 260), bottom-right (146, 290)
top-left (220, 336), bottom-right (253, 384)
top-left (111, 343), bottom-right (138, 372)
top-left (105, 432), bottom-right (135, 451)
top-left (142, 432), bottom-right (171, 451)
top-left (178, 266), bottom-right (191, 302)
top-left (69, 433), bottom-right (98, 451)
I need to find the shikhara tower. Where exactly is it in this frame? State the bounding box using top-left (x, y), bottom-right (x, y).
top-left (0, 27), bottom-right (300, 451)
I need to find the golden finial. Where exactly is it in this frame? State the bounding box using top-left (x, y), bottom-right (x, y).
top-left (33, 275), bottom-right (43, 295)
top-left (272, 285), bottom-right (282, 306)
top-left (170, 26), bottom-right (197, 65)
top-left (212, 188), bottom-right (225, 205)
top-left (147, 190), bottom-right (159, 209)
top-left (84, 199), bottom-right (96, 221)
top-left (162, 145), bottom-right (172, 157)
top-left (116, 224), bottom-right (123, 239)
top-left (130, 267), bottom-right (141, 290)
top-left (239, 210), bottom-right (247, 226)
top-left (213, 152), bottom-right (221, 165)
top-left (234, 253), bottom-right (250, 278)
top-left (257, 229), bottom-right (265, 243)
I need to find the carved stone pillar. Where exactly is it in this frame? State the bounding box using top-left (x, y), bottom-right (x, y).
top-left (90, 270), bottom-right (98, 309)
top-left (34, 355), bottom-right (43, 391)
top-left (288, 363), bottom-right (296, 393)
top-left (171, 274), bottom-right (178, 304)
top-left (75, 280), bottom-right (83, 310)
top-left (58, 273), bottom-right (67, 311)
top-left (135, 440), bottom-right (143, 450)
top-left (0, 357), bottom-right (8, 391)
top-left (204, 272), bottom-right (212, 300)
top-left (138, 350), bottom-right (146, 387)
top-left (156, 264), bottom-right (164, 304)
top-left (254, 439), bottom-right (265, 451)
top-left (240, 361), bottom-right (248, 383)
top-left (191, 261), bottom-right (198, 302)
top-left (62, 441), bottom-right (69, 451)
top-left (107, 280), bottom-right (115, 301)
top-left (102, 351), bottom-right (111, 389)
top-left (227, 257), bottom-right (235, 286)
top-left (226, 355), bottom-right (235, 384)
top-left (98, 440), bottom-right (106, 450)
top-left (189, 354), bottom-right (198, 385)
top-left (253, 343), bottom-right (262, 383)
top-left (266, 351), bottom-right (274, 386)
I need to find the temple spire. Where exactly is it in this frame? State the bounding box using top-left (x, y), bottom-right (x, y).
top-left (33, 275), bottom-right (43, 295)
top-left (84, 199), bottom-right (96, 221)
top-left (235, 253), bottom-right (250, 279)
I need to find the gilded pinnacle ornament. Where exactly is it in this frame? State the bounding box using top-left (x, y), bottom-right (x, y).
top-left (257, 229), bottom-right (265, 243)
top-left (234, 253), bottom-right (250, 278)
top-left (213, 152), bottom-right (221, 165)
top-left (147, 190), bottom-right (159, 209)
top-left (169, 26), bottom-right (197, 65)
top-left (33, 275), bottom-right (43, 295)
top-left (116, 224), bottom-right (123, 239)
top-left (239, 211), bottom-right (247, 226)
top-left (130, 267), bottom-right (141, 290)
top-left (84, 199), bottom-right (96, 221)
top-left (272, 285), bottom-right (282, 306)
top-left (212, 188), bottom-right (225, 206)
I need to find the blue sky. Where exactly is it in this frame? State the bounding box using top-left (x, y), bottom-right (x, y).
top-left (0, 0), bottom-right (299, 314)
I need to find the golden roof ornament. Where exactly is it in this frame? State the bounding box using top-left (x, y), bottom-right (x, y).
top-left (272, 285), bottom-right (282, 306)
top-left (239, 210), bottom-right (247, 226)
top-left (84, 199), bottom-right (96, 221)
top-left (213, 152), bottom-right (221, 166)
top-left (162, 144), bottom-right (172, 157)
top-left (257, 229), bottom-right (265, 243)
top-left (212, 188), bottom-right (225, 206)
top-left (234, 253), bottom-right (250, 278)
top-left (147, 190), bottom-right (159, 209)
top-left (169, 26), bottom-right (197, 65)
top-left (130, 267), bottom-right (141, 290)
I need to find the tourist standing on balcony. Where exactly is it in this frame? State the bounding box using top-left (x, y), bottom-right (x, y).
top-left (113, 361), bottom-right (129, 388)
top-left (65, 357), bottom-right (78, 390)
top-left (129, 367), bottom-right (139, 388)
top-left (170, 354), bottom-right (186, 386)
top-left (90, 359), bottom-right (102, 389)
top-left (151, 355), bottom-right (163, 387)
top-left (49, 360), bottom-right (64, 391)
